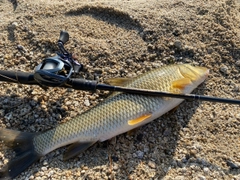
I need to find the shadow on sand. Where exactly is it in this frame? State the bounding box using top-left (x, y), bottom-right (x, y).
top-left (65, 5), bottom-right (143, 32)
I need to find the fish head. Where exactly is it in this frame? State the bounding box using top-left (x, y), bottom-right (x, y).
top-left (178, 64), bottom-right (209, 89)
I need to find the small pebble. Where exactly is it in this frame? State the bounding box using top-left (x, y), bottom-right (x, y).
top-left (17, 44), bottom-right (26, 52)
top-left (11, 21), bottom-right (18, 28)
top-left (219, 65), bottom-right (228, 74)
top-left (163, 128), bottom-right (171, 137)
top-left (236, 60), bottom-right (240, 66)
top-left (226, 160), bottom-right (240, 169)
top-left (94, 67), bottom-right (103, 74)
top-left (0, 109), bottom-right (5, 116)
top-left (148, 160), bottom-right (156, 169)
top-left (143, 145), bottom-right (149, 153)
top-left (43, 160), bottom-right (48, 166)
top-left (65, 101), bottom-right (72, 106)
top-left (84, 99), bottom-right (90, 106)
top-left (113, 164), bottom-right (119, 171)
top-left (29, 175), bottom-right (34, 180)
top-left (174, 175), bottom-right (185, 180)
top-left (203, 167), bottom-right (209, 174)
top-left (41, 166), bottom-right (47, 171)
top-left (197, 175), bottom-right (206, 180)
top-left (174, 40), bottom-right (182, 49)
top-left (136, 150), bottom-right (144, 159)
top-left (48, 170), bottom-right (54, 177)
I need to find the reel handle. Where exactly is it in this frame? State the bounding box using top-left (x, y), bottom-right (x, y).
top-left (59, 30), bottom-right (69, 44)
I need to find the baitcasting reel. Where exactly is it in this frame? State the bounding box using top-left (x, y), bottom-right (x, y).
top-left (34, 31), bottom-right (83, 87)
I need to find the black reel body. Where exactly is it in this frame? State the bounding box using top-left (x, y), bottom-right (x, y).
top-left (34, 55), bottom-right (73, 87)
top-left (34, 30), bottom-right (83, 87)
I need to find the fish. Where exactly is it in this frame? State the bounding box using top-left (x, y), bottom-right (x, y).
top-left (0, 64), bottom-right (209, 179)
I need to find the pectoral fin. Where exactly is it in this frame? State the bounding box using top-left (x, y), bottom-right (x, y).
top-left (172, 78), bottom-right (192, 90)
top-left (128, 114), bottom-right (152, 126)
top-left (63, 141), bottom-right (96, 160)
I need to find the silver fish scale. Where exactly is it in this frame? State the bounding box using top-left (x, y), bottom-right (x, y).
top-left (33, 65), bottom-right (187, 155)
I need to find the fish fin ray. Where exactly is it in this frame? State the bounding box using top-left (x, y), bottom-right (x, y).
top-left (105, 78), bottom-right (132, 86)
top-left (0, 128), bottom-right (41, 179)
top-left (169, 105), bottom-right (180, 113)
top-left (171, 78), bottom-right (192, 90)
top-left (128, 114), bottom-right (152, 126)
top-left (63, 141), bottom-right (96, 160)
top-left (127, 127), bottom-right (140, 136)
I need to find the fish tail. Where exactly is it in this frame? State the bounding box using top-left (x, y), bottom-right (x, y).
top-left (0, 128), bottom-right (41, 179)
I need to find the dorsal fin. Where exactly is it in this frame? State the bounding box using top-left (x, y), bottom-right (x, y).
top-left (105, 78), bottom-right (132, 86)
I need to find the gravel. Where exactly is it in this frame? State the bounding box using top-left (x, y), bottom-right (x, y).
top-left (0, 0), bottom-right (240, 179)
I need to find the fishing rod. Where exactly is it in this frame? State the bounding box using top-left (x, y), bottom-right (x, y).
top-left (0, 31), bottom-right (239, 105)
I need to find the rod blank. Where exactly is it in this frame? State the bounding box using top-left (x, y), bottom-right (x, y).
top-left (0, 70), bottom-right (239, 105)
top-left (96, 84), bottom-right (240, 105)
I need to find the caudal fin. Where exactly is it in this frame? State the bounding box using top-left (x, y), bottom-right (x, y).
top-left (0, 129), bottom-right (41, 179)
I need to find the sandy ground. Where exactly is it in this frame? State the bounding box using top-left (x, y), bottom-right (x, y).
top-left (0, 0), bottom-right (240, 179)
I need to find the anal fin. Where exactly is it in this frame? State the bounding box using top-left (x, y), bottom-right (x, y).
top-left (169, 105), bottom-right (180, 113)
top-left (63, 141), bottom-right (96, 160)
